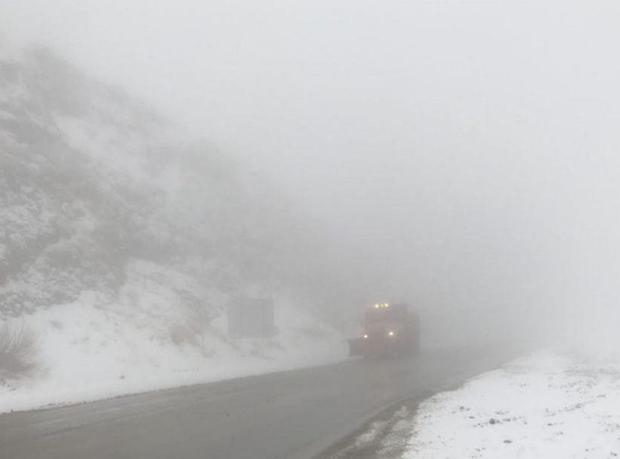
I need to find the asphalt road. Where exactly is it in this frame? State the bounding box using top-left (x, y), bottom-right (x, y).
top-left (0, 347), bottom-right (512, 459)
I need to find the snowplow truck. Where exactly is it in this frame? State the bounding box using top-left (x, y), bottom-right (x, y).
top-left (348, 303), bottom-right (420, 358)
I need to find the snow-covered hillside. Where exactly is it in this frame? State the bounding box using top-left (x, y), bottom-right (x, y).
top-left (0, 46), bottom-right (347, 412)
top-left (0, 287), bottom-right (346, 414)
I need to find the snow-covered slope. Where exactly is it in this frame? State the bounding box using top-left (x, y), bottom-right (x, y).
top-left (1, 286), bottom-right (345, 414)
top-left (403, 351), bottom-right (620, 458)
top-left (0, 47), bottom-right (347, 412)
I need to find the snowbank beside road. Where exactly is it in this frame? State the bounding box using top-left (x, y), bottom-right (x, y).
top-left (404, 351), bottom-right (620, 458)
top-left (0, 286), bottom-right (347, 414)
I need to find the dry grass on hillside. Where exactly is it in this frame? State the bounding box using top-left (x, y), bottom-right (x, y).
top-left (0, 323), bottom-right (37, 379)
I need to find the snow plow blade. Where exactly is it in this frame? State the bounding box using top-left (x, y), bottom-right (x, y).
top-left (348, 338), bottom-right (364, 356)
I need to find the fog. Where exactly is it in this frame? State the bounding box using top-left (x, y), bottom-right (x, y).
top-left (2, 1), bottom-right (620, 353)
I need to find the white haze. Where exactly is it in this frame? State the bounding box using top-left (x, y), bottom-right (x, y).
top-left (2, 1), bottom-right (620, 352)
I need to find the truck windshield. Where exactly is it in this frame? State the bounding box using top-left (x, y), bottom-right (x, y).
top-left (365, 305), bottom-right (407, 322)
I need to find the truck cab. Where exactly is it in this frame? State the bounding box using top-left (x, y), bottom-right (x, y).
top-left (349, 302), bottom-right (420, 358)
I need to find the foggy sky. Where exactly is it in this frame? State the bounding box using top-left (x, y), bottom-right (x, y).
top-left (3, 1), bottom-right (620, 348)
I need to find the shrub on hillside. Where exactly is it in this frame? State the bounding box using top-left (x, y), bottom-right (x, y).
top-left (0, 323), bottom-right (37, 379)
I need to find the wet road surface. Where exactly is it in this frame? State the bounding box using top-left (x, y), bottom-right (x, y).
top-left (0, 347), bottom-right (512, 459)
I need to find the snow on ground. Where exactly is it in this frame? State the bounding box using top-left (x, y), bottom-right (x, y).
top-left (0, 265), bottom-right (347, 414)
top-left (402, 351), bottom-right (620, 459)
